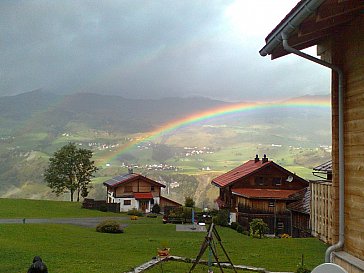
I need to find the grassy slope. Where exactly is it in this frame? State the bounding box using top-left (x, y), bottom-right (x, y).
top-left (0, 199), bottom-right (327, 273)
top-left (0, 198), bottom-right (118, 218)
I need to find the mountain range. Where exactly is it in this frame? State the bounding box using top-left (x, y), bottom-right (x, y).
top-left (0, 90), bottom-right (331, 203)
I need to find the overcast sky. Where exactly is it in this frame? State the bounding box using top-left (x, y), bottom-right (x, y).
top-left (0, 0), bottom-right (330, 102)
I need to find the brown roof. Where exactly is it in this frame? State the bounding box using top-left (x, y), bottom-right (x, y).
top-left (103, 173), bottom-right (165, 188)
top-left (212, 158), bottom-right (307, 188)
top-left (313, 160), bottom-right (332, 172)
top-left (159, 196), bottom-right (182, 206)
top-left (232, 188), bottom-right (300, 200)
top-left (212, 159), bottom-right (271, 188)
top-left (288, 187), bottom-right (311, 214)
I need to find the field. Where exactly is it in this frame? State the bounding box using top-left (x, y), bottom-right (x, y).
top-left (0, 199), bottom-right (327, 273)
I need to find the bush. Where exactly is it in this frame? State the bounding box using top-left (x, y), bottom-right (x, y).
top-left (151, 203), bottom-right (161, 214)
top-left (147, 213), bottom-right (158, 218)
top-left (280, 233), bottom-right (291, 238)
top-left (230, 222), bottom-right (238, 230)
top-left (130, 215), bottom-right (138, 220)
top-left (236, 225), bottom-right (244, 233)
top-left (96, 220), bottom-right (123, 233)
top-left (127, 208), bottom-right (143, 217)
top-left (249, 218), bottom-right (269, 238)
top-left (99, 204), bottom-right (107, 212)
top-left (213, 209), bottom-right (229, 227)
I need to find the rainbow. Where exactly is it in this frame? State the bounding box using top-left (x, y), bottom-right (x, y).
top-left (98, 97), bottom-right (330, 165)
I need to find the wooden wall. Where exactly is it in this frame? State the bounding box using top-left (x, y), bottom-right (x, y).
top-left (310, 181), bottom-right (334, 243)
top-left (340, 15), bottom-right (364, 260)
top-left (114, 178), bottom-right (160, 196)
top-left (322, 14), bottom-right (364, 262)
top-left (236, 196), bottom-right (287, 213)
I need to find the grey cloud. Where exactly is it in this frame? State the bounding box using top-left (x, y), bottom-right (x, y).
top-left (0, 1), bottom-right (329, 101)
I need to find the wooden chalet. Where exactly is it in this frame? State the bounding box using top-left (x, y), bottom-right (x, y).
top-left (103, 169), bottom-right (181, 213)
top-left (260, 0), bottom-right (364, 271)
top-left (212, 155), bottom-right (308, 236)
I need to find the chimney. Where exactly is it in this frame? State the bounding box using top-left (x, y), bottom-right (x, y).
top-left (262, 154), bottom-right (268, 163)
top-left (128, 168), bottom-right (133, 174)
top-left (254, 154), bottom-right (260, 163)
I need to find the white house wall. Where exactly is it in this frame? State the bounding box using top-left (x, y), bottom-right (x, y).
top-left (107, 190), bottom-right (161, 213)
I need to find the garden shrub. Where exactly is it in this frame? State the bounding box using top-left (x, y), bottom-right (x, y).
top-left (130, 215), bottom-right (138, 220)
top-left (151, 203), bottom-right (161, 214)
top-left (213, 209), bottom-right (229, 227)
top-left (236, 225), bottom-right (244, 233)
top-left (147, 213), bottom-right (158, 218)
top-left (99, 204), bottom-right (107, 212)
top-left (127, 208), bottom-right (143, 216)
top-left (96, 220), bottom-right (123, 233)
top-left (280, 233), bottom-right (291, 238)
top-left (249, 218), bottom-right (269, 238)
top-left (230, 222), bottom-right (238, 230)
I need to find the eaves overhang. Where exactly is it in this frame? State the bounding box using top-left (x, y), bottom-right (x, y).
top-left (259, 0), bottom-right (326, 58)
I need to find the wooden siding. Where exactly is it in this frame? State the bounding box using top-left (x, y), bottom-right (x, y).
top-left (321, 15), bottom-right (364, 261)
top-left (114, 178), bottom-right (161, 197)
top-left (310, 181), bottom-right (334, 243)
top-left (236, 196), bottom-right (287, 214)
top-left (340, 15), bottom-right (364, 260)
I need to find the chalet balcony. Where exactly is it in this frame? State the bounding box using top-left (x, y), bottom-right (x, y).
top-left (237, 205), bottom-right (279, 215)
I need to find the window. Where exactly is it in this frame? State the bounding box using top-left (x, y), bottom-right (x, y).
top-left (277, 222), bottom-right (284, 230)
top-left (151, 198), bottom-right (154, 205)
top-left (151, 185), bottom-right (155, 191)
top-left (124, 200), bottom-right (131, 206)
top-left (255, 177), bottom-right (265, 186)
top-left (255, 176), bottom-right (267, 186)
top-left (273, 177), bottom-right (282, 186)
top-left (269, 201), bottom-right (275, 207)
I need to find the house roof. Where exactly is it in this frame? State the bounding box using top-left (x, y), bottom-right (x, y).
top-left (212, 159), bottom-right (271, 188)
top-left (103, 173), bottom-right (166, 188)
top-left (232, 188), bottom-right (300, 200)
top-left (313, 160), bottom-right (332, 172)
top-left (260, 0), bottom-right (364, 59)
top-left (159, 196), bottom-right (182, 207)
top-left (134, 192), bottom-right (153, 200)
top-left (212, 158), bottom-right (306, 188)
top-left (287, 187), bottom-right (311, 214)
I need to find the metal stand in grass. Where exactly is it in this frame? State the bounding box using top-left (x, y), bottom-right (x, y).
top-left (189, 223), bottom-right (237, 273)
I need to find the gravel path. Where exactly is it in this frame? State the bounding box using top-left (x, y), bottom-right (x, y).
top-left (0, 217), bottom-right (128, 228)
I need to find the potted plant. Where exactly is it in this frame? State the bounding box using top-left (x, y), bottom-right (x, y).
top-left (157, 242), bottom-right (170, 257)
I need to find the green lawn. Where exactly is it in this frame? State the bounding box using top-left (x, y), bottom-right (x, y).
top-left (0, 198), bottom-right (118, 218)
top-left (0, 199), bottom-right (327, 273)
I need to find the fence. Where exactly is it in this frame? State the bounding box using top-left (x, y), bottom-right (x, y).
top-left (82, 198), bottom-right (120, 213)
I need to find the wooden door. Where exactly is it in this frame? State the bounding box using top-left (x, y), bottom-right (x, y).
top-left (140, 200), bottom-right (149, 212)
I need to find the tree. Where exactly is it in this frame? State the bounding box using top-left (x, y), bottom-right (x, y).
top-left (44, 143), bottom-right (98, 202)
top-left (184, 196), bottom-right (195, 207)
top-left (249, 218), bottom-right (269, 238)
top-left (213, 209), bottom-right (230, 227)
